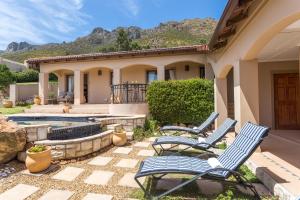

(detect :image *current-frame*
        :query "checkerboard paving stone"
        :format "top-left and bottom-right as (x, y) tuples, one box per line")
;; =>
(88, 156), (113, 166)
(52, 167), (84, 181)
(156, 178), (183, 191)
(148, 137), (158, 142)
(0, 184), (39, 200)
(113, 147), (133, 155)
(82, 193), (113, 200)
(38, 189), (74, 200)
(134, 142), (150, 148)
(115, 158), (139, 168)
(137, 149), (156, 157)
(84, 170), (114, 185)
(118, 172), (146, 188)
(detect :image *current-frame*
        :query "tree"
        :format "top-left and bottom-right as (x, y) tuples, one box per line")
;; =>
(0, 64), (14, 92)
(116, 28), (132, 51)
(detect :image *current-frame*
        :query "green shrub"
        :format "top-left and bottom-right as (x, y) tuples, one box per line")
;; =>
(13, 69), (38, 83)
(13, 69), (58, 83)
(0, 64), (14, 91)
(146, 78), (214, 125)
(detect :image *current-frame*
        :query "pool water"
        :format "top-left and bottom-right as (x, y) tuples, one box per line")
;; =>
(8, 116), (97, 129)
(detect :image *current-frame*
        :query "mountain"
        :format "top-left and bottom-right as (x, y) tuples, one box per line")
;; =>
(0, 18), (217, 63)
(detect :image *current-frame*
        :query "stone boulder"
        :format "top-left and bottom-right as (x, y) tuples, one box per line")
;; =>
(0, 116), (26, 163)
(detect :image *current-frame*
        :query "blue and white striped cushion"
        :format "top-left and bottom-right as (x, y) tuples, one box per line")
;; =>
(155, 136), (210, 148)
(155, 118), (236, 149)
(217, 122), (269, 177)
(205, 118), (236, 145)
(196, 112), (219, 131)
(140, 156), (213, 174)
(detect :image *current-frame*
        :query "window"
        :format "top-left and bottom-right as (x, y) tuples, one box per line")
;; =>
(199, 66), (205, 79)
(165, 69), (176, 80)
(146, 71), (157, 84)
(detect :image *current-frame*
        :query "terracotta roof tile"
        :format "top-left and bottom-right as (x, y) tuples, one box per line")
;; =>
(26, 45), (209, 64)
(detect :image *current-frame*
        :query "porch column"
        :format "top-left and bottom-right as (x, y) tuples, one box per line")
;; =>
(39, 72), (49, 105)
(234, 60), (260, 131)
(157, 65), (165, 81)
(205, 63), (215, 80)
(214, 77), (228, 128)
(74, 70), (84, 105)
(113, 68), (121, 85)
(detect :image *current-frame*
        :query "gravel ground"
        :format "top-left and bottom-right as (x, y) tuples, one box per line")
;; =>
(0, 141), (149, 200)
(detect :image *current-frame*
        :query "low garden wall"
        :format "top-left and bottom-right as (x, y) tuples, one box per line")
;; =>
(17, 115), (146, 161)
(9, 82), (58, 105)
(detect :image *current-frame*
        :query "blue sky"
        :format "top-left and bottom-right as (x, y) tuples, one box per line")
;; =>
(0, 0), (227, 50)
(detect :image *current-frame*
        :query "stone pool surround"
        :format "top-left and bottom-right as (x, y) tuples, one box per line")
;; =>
(19, 115), (146, 160)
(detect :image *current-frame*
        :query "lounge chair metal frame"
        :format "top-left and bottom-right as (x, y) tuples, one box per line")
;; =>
(159, 112), (219, 137)
(135, 122), (270, 200)
(153, 118), (237, 156)
(135, 167), (260, 200)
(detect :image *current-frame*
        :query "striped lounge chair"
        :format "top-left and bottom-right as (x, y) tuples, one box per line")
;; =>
(160, 112), (219, 137)
(152, 118), (237, 155)
(135, 122), (270, 200)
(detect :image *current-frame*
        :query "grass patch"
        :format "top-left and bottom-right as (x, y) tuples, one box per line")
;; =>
(237, 165), (260, 183)
(130, 177), (273, 200)
(0, 105), (30, 114)
(216, 142), (227, 150)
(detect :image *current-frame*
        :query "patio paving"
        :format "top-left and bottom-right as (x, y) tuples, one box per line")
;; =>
(82, 193), (113, 200)
(52, 166), (84, 181)
(38, 189), (74, 200)
(0, 138), (272, 199)
(0, 184), (39, 200)
(84, 170), (114, 185)
(115, 159), (139, 168)
(87, 156), (113, 166)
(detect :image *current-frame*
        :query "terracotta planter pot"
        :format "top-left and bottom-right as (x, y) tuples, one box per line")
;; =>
(34, 97), (41, 105)
(2, 100), (13, 108)
(25, 146), (51, 173)
(63, 104), (72, 113)
(113, 132), (127, 146)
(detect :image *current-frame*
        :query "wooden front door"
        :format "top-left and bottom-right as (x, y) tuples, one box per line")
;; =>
(274, 73), (300, 129)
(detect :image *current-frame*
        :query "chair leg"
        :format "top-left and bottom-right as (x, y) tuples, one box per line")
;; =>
(233, 172), (261, 200)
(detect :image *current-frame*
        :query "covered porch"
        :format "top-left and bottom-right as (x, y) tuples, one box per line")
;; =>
(36, 51), (212, 106)
(210, 1), (300, 198)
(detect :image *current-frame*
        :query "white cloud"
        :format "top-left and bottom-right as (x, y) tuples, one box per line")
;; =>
(0, 0), (88, 50)
(120, 0), (140, 17)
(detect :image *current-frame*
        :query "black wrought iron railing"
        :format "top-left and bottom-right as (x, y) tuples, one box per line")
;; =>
(111, 83), (148, 104)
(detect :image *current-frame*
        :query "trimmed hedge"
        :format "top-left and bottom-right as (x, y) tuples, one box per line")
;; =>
(13, 69), (58, 83)
(146, 78), (214, 125)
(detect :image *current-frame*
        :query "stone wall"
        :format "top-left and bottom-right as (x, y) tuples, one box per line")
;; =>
(98, 116), (145, 132)
(35, 130), (114, 160)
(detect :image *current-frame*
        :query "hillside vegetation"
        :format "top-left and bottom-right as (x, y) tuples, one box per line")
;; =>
(1, 18), (217, 63)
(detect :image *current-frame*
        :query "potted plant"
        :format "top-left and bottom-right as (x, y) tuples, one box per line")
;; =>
(113, 130), (127, 146)
(26, 145), (51, 173)
(63, 102), (72, 113)
(33, 95), (41, 105)
(2, 98), (13, 108)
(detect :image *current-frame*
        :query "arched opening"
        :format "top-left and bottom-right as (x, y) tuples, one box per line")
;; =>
(50, 69), (74, 104)
(82, 67), (113, 104)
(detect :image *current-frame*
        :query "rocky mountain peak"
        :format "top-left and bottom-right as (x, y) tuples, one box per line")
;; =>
(6, 42), (33, 52)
